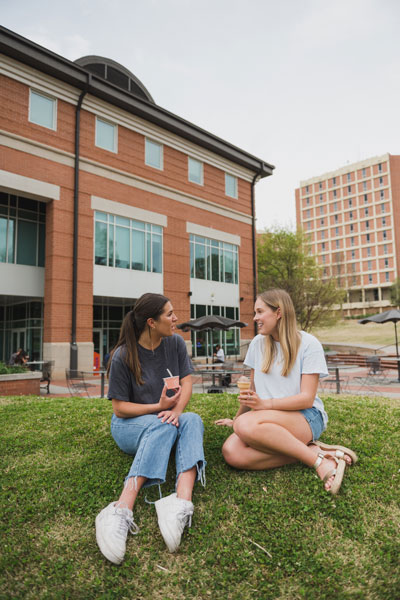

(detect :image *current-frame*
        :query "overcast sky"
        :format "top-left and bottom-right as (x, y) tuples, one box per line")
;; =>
(2, 0), (400, 230)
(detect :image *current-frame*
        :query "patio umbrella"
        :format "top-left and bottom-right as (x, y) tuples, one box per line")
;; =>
(177, 315), (248, 362)
(177, 315), (248, 332)
(358, 309), (400, 381)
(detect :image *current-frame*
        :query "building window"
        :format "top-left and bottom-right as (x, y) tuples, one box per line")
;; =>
(145, 138), (163, 170)
(379, 177), (383, 186)
(334, 214), (339, 223)
(348, 198), (353, 207)
(364, 207), (369, 216)
(307, 221), (311, 230)
(380, 190), (385, 200)
(188, 157), (203, 185)
(362, 167), (366, 177)
(94, 211), (163, 273)
(190, 234), (238, 283)
(321, 230), (325, 240)
(333, 201), (338, 211)
(305, 185), (309, 193)
(363, 194), (368, 203)
(367, 260), (372, 270)
(95, 117), (117, 153)
(29, 89), (56, 130)
(347, 173), (351, 182)
(384, 258), (389, 268)
(349, 211), (353, 220)
(351, 250), (355, 259)
(350, 224), (354, 232)
(368, 274), (373, 284)
(335, 240), (340, 249)
(320, 206), (324, 215)
(320, 218), (324, 226)
(382, 217), (386, 227)
(351, 237), (355, 246)
(378, 163), (382, 172)
(190, 303), (240, 357)
(319, 182), (323, 190)
(351, 263), (356, 272)
(383, 230), (387, 240)
(322, 254), (326, 264)
(321, 242), (325, 250)
(306, 209), (311, 218)
(363, 181), (367, 191)
(366, 233), (370, 242)
(383, 244), (388, 254)
(365, 220), (370, 230)
(225, 173), (238, 198)
(367, 247), (371, 257)
(306, 197), (310, 205)
(333, 189), (337, 198)
(348, 185), (352, 193)
(381, 203), (385, 213)
(0, 193), (45, 267)
(385, 272), (390, 282)
(332, 176), (336, 185)
(335, 227), (339, 236)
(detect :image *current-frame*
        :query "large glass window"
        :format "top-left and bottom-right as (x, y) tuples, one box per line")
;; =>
(145, 138), (163, 170)
(29, 89), (56, 130)
(94, 211), (163, 273)
(190, 234), (238, 284)
(95, 117), (117, 152)
(0, 193), (45, 267)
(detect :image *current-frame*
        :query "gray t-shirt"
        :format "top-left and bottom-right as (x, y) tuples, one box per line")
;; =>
(107, 334), (193, 412)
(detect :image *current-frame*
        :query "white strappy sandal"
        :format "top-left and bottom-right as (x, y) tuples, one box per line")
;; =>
(313, 452), (346, 495)
(314, 441), (358, 465)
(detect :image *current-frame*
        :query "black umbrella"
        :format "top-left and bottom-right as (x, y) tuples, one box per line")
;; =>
(359, 309), (400, 381)
(177, 315), (248, 332)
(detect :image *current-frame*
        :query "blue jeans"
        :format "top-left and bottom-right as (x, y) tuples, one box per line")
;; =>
(111, 412), (206, 489)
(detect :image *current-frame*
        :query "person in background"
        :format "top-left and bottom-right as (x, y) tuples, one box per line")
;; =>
(213, 344), (225, 364)
(216, 288), (357, 495)
(9, 348), (22, 365)
(95, 293), (206, 565)
(14, 350), (29, 366)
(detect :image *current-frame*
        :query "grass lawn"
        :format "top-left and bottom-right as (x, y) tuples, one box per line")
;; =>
(1, 393), (399, 600)
(312, 319), (396, 349)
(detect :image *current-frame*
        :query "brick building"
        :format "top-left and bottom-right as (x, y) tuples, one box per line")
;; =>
(0, 26), (274, 376)
(295, 154), (400, 315)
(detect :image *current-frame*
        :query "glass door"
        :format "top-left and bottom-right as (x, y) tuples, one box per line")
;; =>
(11, 329), (26, 355)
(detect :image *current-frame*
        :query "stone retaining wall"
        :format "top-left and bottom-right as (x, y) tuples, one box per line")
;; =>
(0, 372), (42, 396)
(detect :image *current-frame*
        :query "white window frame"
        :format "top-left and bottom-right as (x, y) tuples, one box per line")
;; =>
(29, 89), (57, 130)
(145, 138), (163, 170)
(225, 173), (238, 199)
(95, 117), (118, 153)
(188, 157), (204, 185)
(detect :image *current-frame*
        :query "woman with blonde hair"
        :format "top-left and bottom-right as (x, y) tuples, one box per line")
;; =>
(216, 289), (357, 494)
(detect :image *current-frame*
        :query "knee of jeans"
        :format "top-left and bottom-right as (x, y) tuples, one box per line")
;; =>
(180, 412), (203, 430)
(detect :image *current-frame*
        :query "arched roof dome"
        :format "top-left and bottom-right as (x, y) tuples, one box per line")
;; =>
(74, 55), (154, 103)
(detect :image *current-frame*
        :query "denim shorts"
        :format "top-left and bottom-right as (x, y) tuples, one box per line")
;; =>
(300, 407), (325, 442)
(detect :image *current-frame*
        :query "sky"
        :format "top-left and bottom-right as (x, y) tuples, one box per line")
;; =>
(2, 0), (400, 230)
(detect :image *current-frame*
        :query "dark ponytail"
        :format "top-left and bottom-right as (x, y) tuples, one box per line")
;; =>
(107, 293), (169, 384)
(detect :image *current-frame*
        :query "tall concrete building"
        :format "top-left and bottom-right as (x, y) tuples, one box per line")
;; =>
(295, 154), (400, 315)
(0, 26), (274, 375)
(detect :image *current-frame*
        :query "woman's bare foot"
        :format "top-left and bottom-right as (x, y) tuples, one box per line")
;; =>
(315, 456), (339, 491)
(309, 443), (353, 466)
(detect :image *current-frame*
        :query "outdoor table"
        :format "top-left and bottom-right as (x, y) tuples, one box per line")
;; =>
(194, 368), (243, 389)
(327, 364), (353, 394)
(26, 360), (45, 370)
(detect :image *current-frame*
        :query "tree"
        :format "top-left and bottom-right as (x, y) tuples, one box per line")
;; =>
(390, 278), (400, 307)
(257, 227), (345, 331)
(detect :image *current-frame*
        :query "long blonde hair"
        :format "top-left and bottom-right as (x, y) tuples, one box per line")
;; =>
(258, 289), (301, 377)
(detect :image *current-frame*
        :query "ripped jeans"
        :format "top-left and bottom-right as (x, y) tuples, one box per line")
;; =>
(111, 412), (206, 489)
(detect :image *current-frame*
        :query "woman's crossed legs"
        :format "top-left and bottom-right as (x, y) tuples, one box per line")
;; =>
(222, 409), (342, 491)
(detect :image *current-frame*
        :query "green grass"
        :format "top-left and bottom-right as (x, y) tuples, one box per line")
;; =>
(1, 394), (399, 600)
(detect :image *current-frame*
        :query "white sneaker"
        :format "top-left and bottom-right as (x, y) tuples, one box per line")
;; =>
(155, 493), (194, 553)
(95, 502), (139, 564)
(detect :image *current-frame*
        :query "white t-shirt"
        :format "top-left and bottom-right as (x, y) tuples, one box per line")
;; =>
(216, 348), (225, 362)
(244, 331), (329, 428)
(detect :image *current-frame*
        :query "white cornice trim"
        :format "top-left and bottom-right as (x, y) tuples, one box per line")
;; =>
(91, 196), (167, 227)
(186, 222), (241, 245)
(0, 168), (60, 200)
(1, 54), (254, 181)
(299, 154), (390, 187)
(0, 129), (252, 224)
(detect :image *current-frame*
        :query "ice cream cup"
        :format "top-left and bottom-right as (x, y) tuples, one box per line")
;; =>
(163, 375), (180, 390)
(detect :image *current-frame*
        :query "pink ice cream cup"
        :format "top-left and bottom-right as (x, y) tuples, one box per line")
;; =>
(163, 375), (180, 390)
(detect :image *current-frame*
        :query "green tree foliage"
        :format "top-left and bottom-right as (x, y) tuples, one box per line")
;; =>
(257, 227), (345, 331)
(390, 278), (400, 306)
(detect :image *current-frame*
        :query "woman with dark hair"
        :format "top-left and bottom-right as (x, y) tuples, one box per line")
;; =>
(95, 293), (206, 565)
(216, 289), (357, 495)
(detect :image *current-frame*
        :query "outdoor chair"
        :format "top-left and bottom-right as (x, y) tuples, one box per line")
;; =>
(65, 369), (97, 398)
(353, 356), (388, 394)
(40, 360), (54, 394)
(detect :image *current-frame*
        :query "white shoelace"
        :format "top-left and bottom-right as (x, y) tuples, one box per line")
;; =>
(177, 505), (194, 529)
(114, 506), (140, 536)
